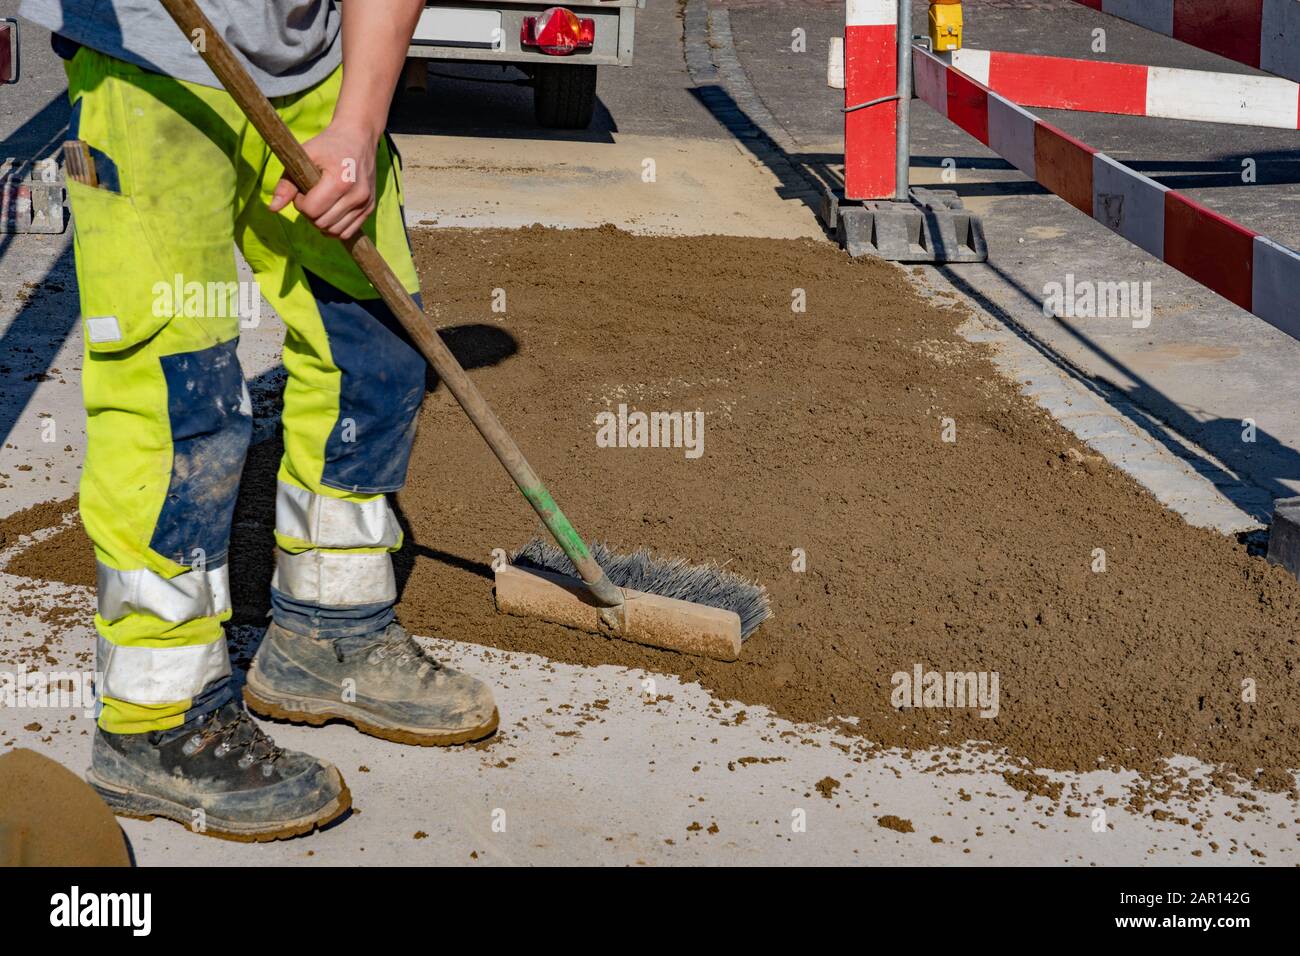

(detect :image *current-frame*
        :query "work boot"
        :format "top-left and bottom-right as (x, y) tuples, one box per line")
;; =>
(85, 701), (350, 842)
(244, 622), (499, 746)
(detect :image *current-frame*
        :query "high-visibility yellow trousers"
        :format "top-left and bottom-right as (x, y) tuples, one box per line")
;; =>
(65, 46), (424, 735)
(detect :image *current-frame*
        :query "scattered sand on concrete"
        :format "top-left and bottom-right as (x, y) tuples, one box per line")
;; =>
(0, 496), (77, 553)
(6, 225), (1300, 796)
(815, 776), (841, 800)
(878, 815), (915, 834)
(1004, 770), (1065, 802)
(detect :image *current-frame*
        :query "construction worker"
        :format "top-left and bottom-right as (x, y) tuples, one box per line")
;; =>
(18, 0), (499, 841)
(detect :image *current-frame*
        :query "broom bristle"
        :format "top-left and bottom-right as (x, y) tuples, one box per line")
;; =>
(511, 538), (771, 640)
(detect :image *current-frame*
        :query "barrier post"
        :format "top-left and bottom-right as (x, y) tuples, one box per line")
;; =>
(894, 0), (913, 202)
(844, 1), (900, 200)
(836, 0), (986, 261)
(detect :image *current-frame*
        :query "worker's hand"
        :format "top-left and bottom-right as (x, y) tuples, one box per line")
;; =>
(268, 120), (379, 240)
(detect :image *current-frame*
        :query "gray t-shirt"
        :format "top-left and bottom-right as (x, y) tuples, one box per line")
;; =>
(19, 0), (341, 96)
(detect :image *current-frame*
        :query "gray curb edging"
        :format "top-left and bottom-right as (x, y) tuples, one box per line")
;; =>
(682, 0), (826, 206)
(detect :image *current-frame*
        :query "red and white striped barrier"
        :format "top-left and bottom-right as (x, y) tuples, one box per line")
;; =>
(949, 48), (1300, 129)
(913, 45), (1300, 340)
(1070, 0), (1300, 83)
(844, 0), (898, 200)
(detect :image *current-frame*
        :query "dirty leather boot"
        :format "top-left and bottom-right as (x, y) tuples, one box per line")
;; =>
(244, 622), (499, 746)
(85, 701), (350, 842)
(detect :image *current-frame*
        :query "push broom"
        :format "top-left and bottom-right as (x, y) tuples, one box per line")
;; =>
(157, 0), (769, 660)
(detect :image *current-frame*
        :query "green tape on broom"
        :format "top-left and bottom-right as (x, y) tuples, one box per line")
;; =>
(520, 485), (593, 564)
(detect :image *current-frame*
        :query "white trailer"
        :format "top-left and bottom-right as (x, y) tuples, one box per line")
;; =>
(403, 1), (644, 129)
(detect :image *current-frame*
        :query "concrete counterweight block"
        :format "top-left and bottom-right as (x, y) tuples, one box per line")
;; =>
(1266, 496), (1300, 580)
(833, 188), (987, 263)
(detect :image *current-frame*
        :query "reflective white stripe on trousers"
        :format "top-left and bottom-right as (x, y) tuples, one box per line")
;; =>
(96, 561), (231, 622)
(275, 480), (401, 549)
(272, 549), (397, 606)
(273, 481), (399, 607)
(96, 634), (231, 704)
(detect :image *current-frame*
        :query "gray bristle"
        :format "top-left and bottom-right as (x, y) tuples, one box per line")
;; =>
(511, 538), (772, 640)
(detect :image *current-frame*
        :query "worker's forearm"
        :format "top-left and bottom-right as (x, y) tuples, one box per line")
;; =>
(332, 0), (427, 141)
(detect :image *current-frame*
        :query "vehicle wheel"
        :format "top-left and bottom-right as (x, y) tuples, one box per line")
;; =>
(533, 64), (597, 129)
(399, 57), (427, 95)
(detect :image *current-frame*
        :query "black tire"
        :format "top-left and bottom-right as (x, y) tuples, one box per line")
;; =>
(533, 63), (597, 129)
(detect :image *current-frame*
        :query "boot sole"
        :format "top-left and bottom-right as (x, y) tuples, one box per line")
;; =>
(243, 680), (500, 747)
(85, 767), (352, 843)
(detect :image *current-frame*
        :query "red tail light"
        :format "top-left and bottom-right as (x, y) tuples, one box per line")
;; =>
(520, 7), (595, 56)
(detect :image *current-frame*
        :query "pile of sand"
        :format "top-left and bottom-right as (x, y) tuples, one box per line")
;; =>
(6, 225), (1298, 793)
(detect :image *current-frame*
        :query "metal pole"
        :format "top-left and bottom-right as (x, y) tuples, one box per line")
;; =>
(894, 0), (912, 202)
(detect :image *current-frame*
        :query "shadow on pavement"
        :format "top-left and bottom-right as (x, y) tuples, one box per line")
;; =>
(938, 258), (1298, 524)
(688, 82), (831, 231)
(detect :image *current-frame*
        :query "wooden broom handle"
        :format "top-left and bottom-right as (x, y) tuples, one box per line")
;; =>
(156, 0), (624, 608)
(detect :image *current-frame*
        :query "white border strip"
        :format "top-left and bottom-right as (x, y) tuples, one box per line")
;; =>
(1146, 66), (1299, 128)
(846, 0), (897, 28)
(949, 48), (991, 87)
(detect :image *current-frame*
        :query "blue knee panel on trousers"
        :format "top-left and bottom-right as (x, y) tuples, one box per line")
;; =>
(305, 270), (425, 494)
(151, 339), (252, 566)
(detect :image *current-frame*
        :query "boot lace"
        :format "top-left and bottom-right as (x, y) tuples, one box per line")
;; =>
(191, 707), (285, 774)
(334, 624), (443, 678)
